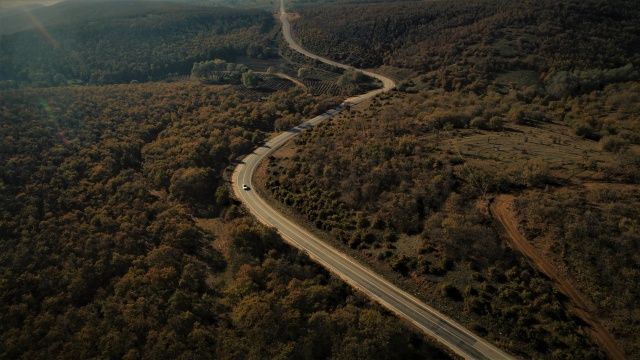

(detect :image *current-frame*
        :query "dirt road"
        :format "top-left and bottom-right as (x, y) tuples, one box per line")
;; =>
(489, 195), (627, 360)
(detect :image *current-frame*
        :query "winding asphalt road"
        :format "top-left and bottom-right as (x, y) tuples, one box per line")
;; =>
(232, 1), (514, 359)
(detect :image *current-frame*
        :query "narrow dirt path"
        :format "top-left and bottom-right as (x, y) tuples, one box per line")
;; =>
(273, 72), (306, 88)
(489, 195), (628, 360)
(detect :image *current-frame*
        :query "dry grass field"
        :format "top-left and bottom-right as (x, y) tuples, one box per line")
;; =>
(439, 123), (612, 181)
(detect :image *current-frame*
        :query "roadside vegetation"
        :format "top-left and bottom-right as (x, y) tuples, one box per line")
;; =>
(261, 0), (640, 358)
(0, 1), (458, 357)
(263, 90), (618, 358)
(0, 82), (454, 359)
(2, 0), (639, 358)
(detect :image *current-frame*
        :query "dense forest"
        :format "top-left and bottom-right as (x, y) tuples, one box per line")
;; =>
(0, 82), (454, 359)
(0, 1), (277, 88)
(3, 0), (639, 358)
(0, 3), (450, 355)
(290, 0), (640, 74)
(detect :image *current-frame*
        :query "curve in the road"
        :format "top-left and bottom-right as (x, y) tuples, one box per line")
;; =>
(232, 1), (514, 359)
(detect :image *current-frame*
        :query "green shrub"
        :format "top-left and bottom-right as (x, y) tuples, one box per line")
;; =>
(441, 283), (463, 301)
(600, 135), (628, 153)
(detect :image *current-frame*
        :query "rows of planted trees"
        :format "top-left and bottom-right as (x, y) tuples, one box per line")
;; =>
(0, 82), (455, 359)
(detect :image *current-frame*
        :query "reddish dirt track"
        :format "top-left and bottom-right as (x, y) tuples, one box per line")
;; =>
(489, 195), (628, 360)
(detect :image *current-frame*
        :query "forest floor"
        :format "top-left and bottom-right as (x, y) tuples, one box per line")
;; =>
(489, 195), (628, 360)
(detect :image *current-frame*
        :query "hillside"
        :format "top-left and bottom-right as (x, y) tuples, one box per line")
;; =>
(2, 0), (639, 358)
(290, 0), (640, 72)
(259, 0), (640, 358)
(0, 1), (277, 87)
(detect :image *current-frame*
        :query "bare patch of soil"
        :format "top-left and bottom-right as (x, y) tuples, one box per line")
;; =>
(286, 12), (301, 21)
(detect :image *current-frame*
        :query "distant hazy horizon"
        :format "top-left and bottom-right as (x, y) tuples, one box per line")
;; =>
(0, 0), (65, 9)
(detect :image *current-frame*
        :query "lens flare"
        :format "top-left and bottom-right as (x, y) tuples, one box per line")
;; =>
(24, 9), (59, 49)
(39, 97), (73, 151)
(39, 97), (57, 124)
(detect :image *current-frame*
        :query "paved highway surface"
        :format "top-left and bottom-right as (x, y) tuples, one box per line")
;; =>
(232, 1), (514, 359)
